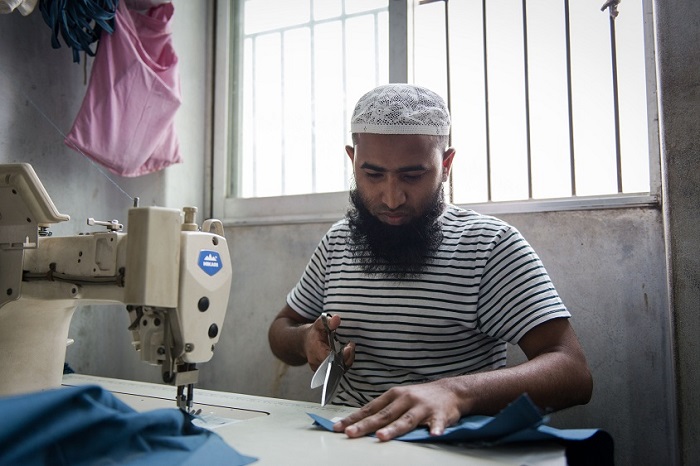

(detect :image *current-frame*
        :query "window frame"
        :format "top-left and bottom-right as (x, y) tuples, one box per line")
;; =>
(212, 0), (660, 226)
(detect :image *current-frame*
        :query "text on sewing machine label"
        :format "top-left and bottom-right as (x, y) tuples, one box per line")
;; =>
(198, 250), (223, 276)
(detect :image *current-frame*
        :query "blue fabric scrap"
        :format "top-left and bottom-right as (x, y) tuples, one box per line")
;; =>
(0, 384), (257, 466)
(308, 393), (610, 447)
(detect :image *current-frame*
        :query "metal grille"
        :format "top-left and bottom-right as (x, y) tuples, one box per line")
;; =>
(422, 0), (651, 203)
(231, 0), (652, 204)
(233, 0), (389, 199)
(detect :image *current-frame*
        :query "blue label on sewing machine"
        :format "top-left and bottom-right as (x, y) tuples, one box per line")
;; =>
(198, 250), (222, 276)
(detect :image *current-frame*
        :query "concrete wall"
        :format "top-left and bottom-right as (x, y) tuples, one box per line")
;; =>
(655, 1), (700, 465)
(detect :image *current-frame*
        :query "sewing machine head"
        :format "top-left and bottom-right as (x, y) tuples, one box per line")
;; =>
(0, 164), (232, 411)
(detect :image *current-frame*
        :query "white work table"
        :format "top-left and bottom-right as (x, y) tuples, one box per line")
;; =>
(62, 374), (566, 466)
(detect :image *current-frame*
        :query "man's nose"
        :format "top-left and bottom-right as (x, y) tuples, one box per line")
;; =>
(382, 178), (406, 210)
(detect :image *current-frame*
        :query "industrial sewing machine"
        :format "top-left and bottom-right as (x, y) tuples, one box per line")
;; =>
(0, 163), (232, 411)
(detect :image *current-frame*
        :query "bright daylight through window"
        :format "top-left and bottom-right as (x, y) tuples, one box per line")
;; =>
(224, 0), (654, 216)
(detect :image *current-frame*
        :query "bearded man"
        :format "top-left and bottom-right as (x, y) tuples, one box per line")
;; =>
(268, 84), (592, 441)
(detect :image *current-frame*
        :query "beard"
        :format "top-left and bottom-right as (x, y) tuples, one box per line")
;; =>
(346, 184), (445, 279)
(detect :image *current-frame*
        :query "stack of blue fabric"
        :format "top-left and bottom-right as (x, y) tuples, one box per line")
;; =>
(0, 384), (257, 466)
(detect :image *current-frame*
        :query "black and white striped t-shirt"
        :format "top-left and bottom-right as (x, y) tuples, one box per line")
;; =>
(287, 205), (570, 407)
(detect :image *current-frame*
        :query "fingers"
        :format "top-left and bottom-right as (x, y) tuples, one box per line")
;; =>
(332, 400), (388, 435)
(327, 313), (342, 331)
(373, 410), (423, 441)
(305, 317), (330, 369)
(333, 391), (411, 439)
(336, 403), (422, 441)
(309, 313), (354, 370)
(332, 384), (461, 441)
(337, 405), (450, 441)
(342, 342), (355, 368)
(428, 419), (447, 437)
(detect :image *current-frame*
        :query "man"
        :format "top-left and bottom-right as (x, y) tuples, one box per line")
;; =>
(268, 83), (592, 441)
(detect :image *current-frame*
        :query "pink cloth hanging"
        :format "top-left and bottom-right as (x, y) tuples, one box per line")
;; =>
(65, 1), (181, 177)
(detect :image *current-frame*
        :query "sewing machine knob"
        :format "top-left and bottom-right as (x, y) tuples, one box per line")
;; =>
(198, 297), (209, 312)
(182, 207), (198, 231)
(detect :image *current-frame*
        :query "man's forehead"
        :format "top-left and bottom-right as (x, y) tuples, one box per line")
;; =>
(353, 133), (442, 163)
(354, 132), (439, 148)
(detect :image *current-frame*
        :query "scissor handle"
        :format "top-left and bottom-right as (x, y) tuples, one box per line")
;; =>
(321, 312), (338, 354)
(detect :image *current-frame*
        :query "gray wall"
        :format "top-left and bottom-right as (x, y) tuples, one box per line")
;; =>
(2, 1), (698, 465)
(655, 1), (700, 465)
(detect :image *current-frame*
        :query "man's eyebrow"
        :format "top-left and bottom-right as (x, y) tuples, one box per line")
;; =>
(360, 162), (427, 173)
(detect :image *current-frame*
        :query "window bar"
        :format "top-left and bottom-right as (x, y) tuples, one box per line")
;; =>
(522, 0), (533, 199)
(444, 1), (453, 202)
(563, 0), (576, 196)
(251, 37), (259, 197)
(374, 10), (381, 88)
(309, 18), (317, 193)
(608, 13), (623, 193)
(422, 0), (454, 200)
(372, 10), (382, 192)
(418, 1), (452, 198)
(279, 32), (286, 195)
(482, 0), (492, 201)
(341, 5), (349, 189)
(443, 0), (452, 144)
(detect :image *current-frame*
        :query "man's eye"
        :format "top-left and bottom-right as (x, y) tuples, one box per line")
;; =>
(402, 174), (422, 181)
(365, 172), (383, 179)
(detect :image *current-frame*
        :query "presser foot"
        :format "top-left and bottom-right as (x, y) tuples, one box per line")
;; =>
(177, 383), (202, 415)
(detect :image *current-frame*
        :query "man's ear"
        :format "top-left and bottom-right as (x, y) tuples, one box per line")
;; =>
(345, 145), (355, 163)
(442, 147), (456, 181)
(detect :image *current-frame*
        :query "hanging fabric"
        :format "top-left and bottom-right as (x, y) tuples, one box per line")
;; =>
(38, 0), (118, 63)
(64, 0), (182, 177)
(0, 0), (38, 16)
(123, 0), (169, 11)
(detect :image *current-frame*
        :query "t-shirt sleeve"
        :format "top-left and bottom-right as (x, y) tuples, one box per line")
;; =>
(476, 225), (570, 344)
(286, 231), (331, 321)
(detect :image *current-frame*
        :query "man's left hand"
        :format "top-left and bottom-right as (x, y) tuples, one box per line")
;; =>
(332, 379), (463, 441)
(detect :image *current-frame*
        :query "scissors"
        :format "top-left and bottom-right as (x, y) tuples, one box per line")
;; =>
(310, 313), (346, 406)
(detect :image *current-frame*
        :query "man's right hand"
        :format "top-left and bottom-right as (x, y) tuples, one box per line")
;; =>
(305, 313), (355, 371)
(268, 305), (355, 369)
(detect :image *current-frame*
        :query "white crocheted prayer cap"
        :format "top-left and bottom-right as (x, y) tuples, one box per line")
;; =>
(350, 83), (450, 136)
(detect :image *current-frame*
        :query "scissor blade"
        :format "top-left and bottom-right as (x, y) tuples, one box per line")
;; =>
(311, 353), (333, 389)
(321, 361), (344, 406)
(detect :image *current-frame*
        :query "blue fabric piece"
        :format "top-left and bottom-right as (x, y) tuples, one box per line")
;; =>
(496, 424), (603, 445)
(309, 393), (608, 446)
(0, 384), (257, 466)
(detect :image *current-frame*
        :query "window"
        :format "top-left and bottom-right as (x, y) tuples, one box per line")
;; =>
(234, 0), (388, 199)
(212, 0), (658, 223)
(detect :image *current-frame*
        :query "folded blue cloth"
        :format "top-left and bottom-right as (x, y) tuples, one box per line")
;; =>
(0, 384), (257, 466)
(309, 393), (611, 447)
